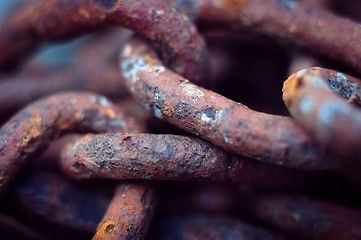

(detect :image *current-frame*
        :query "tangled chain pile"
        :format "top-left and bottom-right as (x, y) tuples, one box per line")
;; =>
(0, 0), (361, 239)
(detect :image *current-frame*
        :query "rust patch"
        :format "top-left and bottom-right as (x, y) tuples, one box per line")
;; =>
(0, 92), (142, 196)
(221, 0), (245, 12)
(61, 133), (330, 188)
(120, 37), (326, 170)
(283, 67), (361, 160)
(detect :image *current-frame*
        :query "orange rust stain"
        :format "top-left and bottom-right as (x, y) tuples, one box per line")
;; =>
(56, 118), (71, 131)
(78, 8), (90, 18)
(121, 133), (135, 142)
(144, 54), (159, 67)
(93, 186), (147, 239)
(282, 73), (301, 106)
(102, 108), (116, 119)
(162, 104), (174, 118)
(221, 0), (245, 13)
(104, 223), (115, 233)
(94, 220), (116, 239)
(18, 114), (43, 146)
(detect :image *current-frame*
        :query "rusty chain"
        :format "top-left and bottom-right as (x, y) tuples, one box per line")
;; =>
(1, 0), (361, 239)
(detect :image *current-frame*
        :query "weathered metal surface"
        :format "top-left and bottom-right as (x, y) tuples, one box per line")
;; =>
(283, 67), (361, 159)
(61, 133), (330, 188)
(171, 0), (361, 76)
(0, 0), (208, 83)
(0, 92), (141, 196)
(0, 1), (361, 239)
(120, 37), (330, 170)
(93, 183), (157, 240)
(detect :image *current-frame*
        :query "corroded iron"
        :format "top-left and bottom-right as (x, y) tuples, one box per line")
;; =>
(93, 183), (157, 240)
(120, 37), (329, 170)
(0, 0), (208, 83)
(61, 133), (331, 188)
(283, 67), (361, 159)
(1, 1), (361, 239)
(0, 92), (141, 196)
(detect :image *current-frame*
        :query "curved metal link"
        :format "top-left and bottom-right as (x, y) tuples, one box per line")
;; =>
(120, 37), (330, 170)
(61, 133), (330, 188)
(0, 92), (141, 195)
(283, 67), (361, 159)
(0, 0), (208, 83)
(1, 1), (361, 239)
